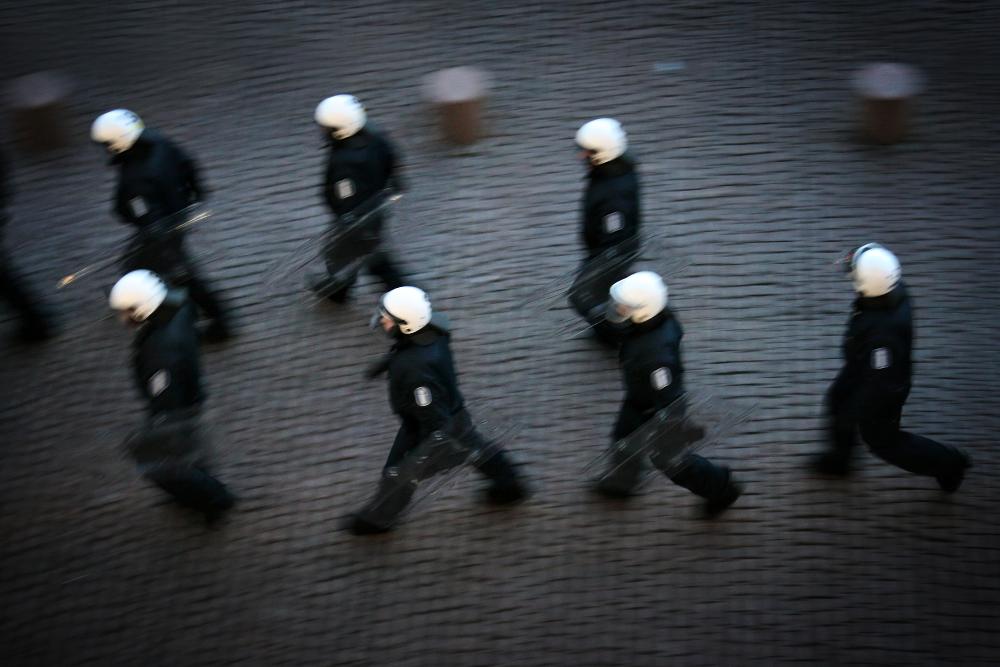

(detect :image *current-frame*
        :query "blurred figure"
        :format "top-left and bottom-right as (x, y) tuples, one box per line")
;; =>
(91, 109), (233, 342)
(345, 286), (528, 535)
(110, 270), (235, 523)
(593, 271), (742, 517)
(810, 243), (972, 491)
(571, 117), (641, 346)
(310, 94), (407, 302)
(0, 148), (53, 343)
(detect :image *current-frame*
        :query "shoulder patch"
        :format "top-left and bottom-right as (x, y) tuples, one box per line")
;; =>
(148, 370), (170, 397)
(651, 367), (672, 391)
(335, 178), (356, 200)
(871, 347), (891, 370)
(414, 386), (432, 407)
(129, 196), (148, 218)
(603, 211), (624, 234)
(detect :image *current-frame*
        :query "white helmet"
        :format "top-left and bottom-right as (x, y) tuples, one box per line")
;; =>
(380, 286), (432, 334)
(91, 109), (145, 154)
(109, 270), (167, 322)
(607, 271), (668, 324)
(850, 243), (901, 297)
(575, 118), (627, 165)
(314, 94), (367, 140)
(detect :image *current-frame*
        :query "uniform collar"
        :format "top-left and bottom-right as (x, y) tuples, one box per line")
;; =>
(133, 291), (186, 346)
(855, 283), (907, 311)
(391, 318), (449, 350)
(330, 129), (371, 150)
(113, 130), (154, 165)
(588, 155), (635, 181)
(626, 309), (671, 336)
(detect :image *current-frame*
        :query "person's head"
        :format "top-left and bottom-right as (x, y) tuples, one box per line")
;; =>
(845, 243), (901, 297)
(91, 109), (144, 156)
(606, 270), (668, 324)
(108, 269), (167, 326)
(314, 94), (366, 141)
(374, 286), (432, 337)
(575, 118), (627, 166)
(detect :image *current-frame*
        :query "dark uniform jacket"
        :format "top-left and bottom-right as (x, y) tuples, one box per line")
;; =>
(323, 128), (402, 220)
(837, 284), (913, 405)
(132, 294), (203, 416)
(619, 309), (685, 416)
(580, 155), (640, 257)
(113, 130), (203, 230)
(0, 149), (10, 232)
(386, 318), (463, 442)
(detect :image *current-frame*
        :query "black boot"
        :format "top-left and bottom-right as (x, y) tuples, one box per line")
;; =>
(341, 513), (393, 535)
(704, 469), (743, 518)
(483, 479), (530, 505)
(937, 450), (972, 493)
(344, 471), (415, 535)
(809, 451), (851, 477)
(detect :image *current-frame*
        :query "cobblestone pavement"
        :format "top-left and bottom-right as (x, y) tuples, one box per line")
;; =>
(1, 1), (999, 665)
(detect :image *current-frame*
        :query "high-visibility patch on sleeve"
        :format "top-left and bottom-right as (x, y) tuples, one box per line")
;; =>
(871, 347), (891, 370)
(414, 386), (432, 407)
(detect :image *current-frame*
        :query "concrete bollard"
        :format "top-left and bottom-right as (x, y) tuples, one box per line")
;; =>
(6, 71), (73, 151)
(852, 63), (922, 145)
(423, 67), (490, 145)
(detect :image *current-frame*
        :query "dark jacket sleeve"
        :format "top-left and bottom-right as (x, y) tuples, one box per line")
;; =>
(0, 151), (10, 230)
(382, 134), (405, 193)
(0, 150), (10, 211)
(390, 367), (452, 440)
(582, 184), (639, 251)
(322, 156), (339, 212)
(623, 356), (683, 413)
(837, 321), (907, 419)
(173, 142), (204, 202)
(114, 182), (147, 226)
(136, 343), (199, 414)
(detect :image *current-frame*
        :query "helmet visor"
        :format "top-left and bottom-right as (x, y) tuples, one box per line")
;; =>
(372, 296), (406, 332)
(369, 307), (384, 330)
(837, 243), (882, 274)
(835, 247), (855, 273)
(605, 299), (633, 324)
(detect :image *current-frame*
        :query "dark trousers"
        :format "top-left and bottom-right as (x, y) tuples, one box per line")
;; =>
(317, 212), (405, 301)
(0, 255), (50, 336)
(128, 409), (234, 515)
(357, 409), (522, 526)
(122, 233), (229, 326)
(322, 249), (405, 300)
(384, 410), (520, 487)
(824, 370), (965, 477)
(600, 399), (731, 500)
(322, 214), (405, 301)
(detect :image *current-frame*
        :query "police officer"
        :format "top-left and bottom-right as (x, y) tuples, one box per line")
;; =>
(810, 243), (972, 491)
(109, 270), (235, 522)
(571, 118), (641, 345)
(594, 271), (742, 517)
(91, 109), (232, 342)
(345, 286), (528, 535)
(310, 94), (407, 302)
(0, 148), (53, 343)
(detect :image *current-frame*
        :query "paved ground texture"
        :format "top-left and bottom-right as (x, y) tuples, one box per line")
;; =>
(1, 1), (999, 665)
